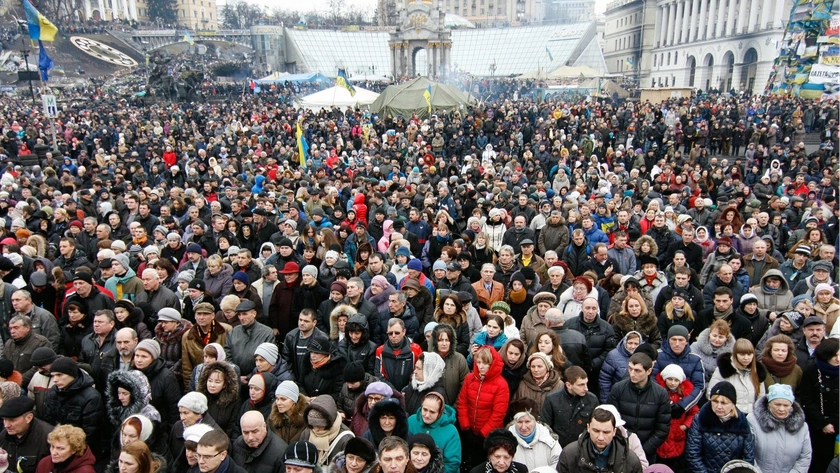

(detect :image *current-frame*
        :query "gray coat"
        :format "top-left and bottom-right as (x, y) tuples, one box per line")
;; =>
(18, 307), (60, 352)
(747, 396), (811, 473)
(224, 321), (275, 375)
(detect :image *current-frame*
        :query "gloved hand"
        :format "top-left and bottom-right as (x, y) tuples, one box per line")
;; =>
(671, 404), (685, 418)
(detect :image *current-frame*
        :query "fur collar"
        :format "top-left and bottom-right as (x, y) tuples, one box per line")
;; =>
(612, 311), (658, 335)
(696, 403), (751, 434)
(197, 361), (240, 407)
(752, 395), (806, 434)
(716, 353), (767, 380)
(693, 328), (735, 356)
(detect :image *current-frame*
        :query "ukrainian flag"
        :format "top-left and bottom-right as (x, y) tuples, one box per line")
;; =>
(424, 85), (432, 113)
(184, 31), (194, 45)
(336, 69), (356, 97)
(625, 58), (635, 68)
(23, 0), (58, 42)
(545, 47), (553, 62)
(296, 121), (309, 168)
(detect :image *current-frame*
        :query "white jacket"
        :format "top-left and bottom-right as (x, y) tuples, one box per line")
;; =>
(509, 422), (562, 470)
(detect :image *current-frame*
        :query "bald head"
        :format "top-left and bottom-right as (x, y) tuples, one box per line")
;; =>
(240, 411), (267, 448)
(545, 308), (565, 327)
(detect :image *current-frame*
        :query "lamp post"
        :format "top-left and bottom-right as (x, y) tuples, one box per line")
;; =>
(15, 20), (36, 106)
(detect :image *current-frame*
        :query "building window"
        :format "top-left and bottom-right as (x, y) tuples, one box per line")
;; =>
(654, 55), (657, 66)
(667, 52), (670, 65)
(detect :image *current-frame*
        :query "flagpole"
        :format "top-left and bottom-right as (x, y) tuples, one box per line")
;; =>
(37, 43), (57, 152)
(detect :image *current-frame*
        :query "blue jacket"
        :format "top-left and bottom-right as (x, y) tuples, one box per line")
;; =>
(652, 338), (705, 410)
(685, 403), (755, 473)
(598, 331), (641, 403)
(407, 404), (461, 473)
(584, 226), (609, 250)
(467, 331), (508, 368)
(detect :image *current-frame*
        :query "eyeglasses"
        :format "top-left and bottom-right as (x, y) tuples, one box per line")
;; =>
(387, 331), (402, 336)
(194, 451), (223, 462)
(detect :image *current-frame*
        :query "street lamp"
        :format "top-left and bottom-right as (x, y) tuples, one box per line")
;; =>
(15, 19), (36, 106)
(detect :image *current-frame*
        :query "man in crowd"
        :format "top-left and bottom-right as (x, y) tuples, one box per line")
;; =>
(374, 318), (422, 391)
(541, 366), (599, 448)
(0, 396), (52, 473)
(231, 411), (286, 473)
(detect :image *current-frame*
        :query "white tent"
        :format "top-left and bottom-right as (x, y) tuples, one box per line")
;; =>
(296, 85), (380, 110)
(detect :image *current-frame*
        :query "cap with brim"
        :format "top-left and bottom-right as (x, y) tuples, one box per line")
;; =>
(235, 300), (257, 312)
(194, 302), (215, 314)
(0, 396), (34, 418)
(30, 272), (47, 287)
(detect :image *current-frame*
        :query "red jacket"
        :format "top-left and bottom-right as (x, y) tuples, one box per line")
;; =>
(36, 446), (96, 473)
(655, 374), (698, 459)
(352, 193), (368, 225)
(456, 346), (509, 437)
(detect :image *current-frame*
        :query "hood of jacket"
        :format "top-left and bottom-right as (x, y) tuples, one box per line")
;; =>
(758, 268), (790, 294)
(618, 331), (643, 356)
(198, 361), (240, 407)
(60, 369), (96, 394)
(330, 304), (358, 340)
(345, 313), (370, 345)
(304, 393), (340, 426)
(751, 394), (806, 434)
(106, 369), (154, 425)
(367, 397), (408, 442)
(470, 344), (504, 381)
(693, 328), (735, 356)
(354, 193), (366, 206)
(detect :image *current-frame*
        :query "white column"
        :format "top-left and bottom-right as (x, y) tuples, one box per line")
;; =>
(705, 0), (717, 39)
(673, 0), (684, 44)
(736, 0), (749, 33)
(656, 6), (664, 46)
(681, 0), (692, 42)
(696, 0), (707, 40)
(747, 0), (760, 31)
(659, 5), (670, 46)
(669, 1), (679, 45)
(714, 0), (726, 37)
(773, 0), (785, 27)
(726, 0), (737, 35)
(759, 0), (772, 29)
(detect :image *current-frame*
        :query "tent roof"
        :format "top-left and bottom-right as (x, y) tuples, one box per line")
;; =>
(371, 77), (473, 119)
(296, 85), (380, 110)
(258, 72), (289, 81)
(256, 72), (330, 84)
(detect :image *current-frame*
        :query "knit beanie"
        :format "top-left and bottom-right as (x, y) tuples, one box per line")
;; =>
(275, 380), (300, 402)
(660, 364), (686, 383)
(709, 381), (738, 404)
(254, 343), (279, 365)
(49, 357), (78, 377)
(491, 301), (511, 314)
(178, 392), (208, 414)
(136, 339), (161, 360)
(344, 362), (366, 383)
(232, 271), (250, 285)
(302, 265), (318, 278)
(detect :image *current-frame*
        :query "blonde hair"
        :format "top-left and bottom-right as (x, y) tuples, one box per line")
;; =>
(48, 425), (87, 456)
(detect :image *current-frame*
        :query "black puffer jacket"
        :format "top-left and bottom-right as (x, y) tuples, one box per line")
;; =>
(231, 429), (287, 473)
(237, 372), (279, 431)
(338, 313), (377, 373)
(565, 313), (618, 374)
(197, 361), (241, 438)
(606, 376), (671, 460)
(300, 351), (347, 402)
(57, 315), (92, 358)
(42, 368), (103, 442)
(105, 369), (161, 427)
(541, 387), (599, 448)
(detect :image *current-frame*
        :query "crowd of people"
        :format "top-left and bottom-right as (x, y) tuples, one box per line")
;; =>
(0, 81), (834, 473)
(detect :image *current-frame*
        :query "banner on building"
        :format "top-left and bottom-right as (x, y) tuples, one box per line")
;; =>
(809, 63), (840, 83)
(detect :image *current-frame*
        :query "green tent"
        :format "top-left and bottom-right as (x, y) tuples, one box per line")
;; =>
(371, 77), (473, 119)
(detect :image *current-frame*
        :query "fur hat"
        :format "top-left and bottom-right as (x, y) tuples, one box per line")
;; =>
(533, 292), (557, 306)
(483, 429), (517, 456)
(344, 437), (377, 464)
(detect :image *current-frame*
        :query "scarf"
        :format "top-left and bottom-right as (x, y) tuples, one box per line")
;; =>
(717, 410), (735, 423)
(573, 290), (586, 303)
(644, 273), (657, 285)
(532, 372), (549, 386)
(311, 354), (331, 370)
(132, 235), (148, 246)
(763, 355), (797, 378)
(713, 307), (734, 320)
(309, 414), (343, 465)
(817, 358), (840, 377)
(509, 287), (527, 304)
(673, 308), (685, 318)
(199, 321), (215, 346)
(516, 427), (537, 444)
(499, 259), (516, 273)
(190, 293), (205, 306)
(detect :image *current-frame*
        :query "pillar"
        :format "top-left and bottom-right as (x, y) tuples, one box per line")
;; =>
(736, 0), (748, 33)
(726, 0), (737, 35)
(696, 0), (707, 40)
(659, 5), (670, 46)
(747, 0), (760, 32)
(705, 0), (716, 39)
(773, 0), (785, 27)
(656, 6), (664, 46)
(681, 0), (692, 42)
(673, 0), (684, 44)
(759, 0), (772, 29)
(668, 1), (678, 45)
(714, 0), (726, 38)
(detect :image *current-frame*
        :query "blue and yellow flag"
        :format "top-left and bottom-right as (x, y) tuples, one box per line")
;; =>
(23, 0), (58, 42)
(336, 69), (356, 97)
(184, 31), (194, 45)
(625, 58), (635, 68)
(296, 121), (309, 168)
(545, 47), (553, 62)
(423, 85), (432, 113)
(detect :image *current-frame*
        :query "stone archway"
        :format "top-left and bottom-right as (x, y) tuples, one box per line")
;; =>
(389, 0), (451, 77)
(702, 53), (714, 91)
(413, 47), (428, 76)
(740, 48), (758, 93)
(721, 51), (735, 91)
(687, 55), (697, 88)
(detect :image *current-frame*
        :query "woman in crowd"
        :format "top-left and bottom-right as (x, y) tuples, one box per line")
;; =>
(457, 347), (509, 467)
(117, 441), (165, 473)
(747, 384), (812, 473)
(434, 294), (470, 357)
(328, 437), (377, 473)
(558, 277), (598, 321)
(169, 392), (219, 473)
(106, 370), (161, 431)
(468, 315), (509, 368)
(513, 352), (562, 414)
(708, 339), (766, 414)
(527, 331), (568, 372)
(114, 300), (153, 341)
(505, 272), (534, 327)
(610, 293), (662, 349)
(814, 282), (839, 332)
(761, 334), (803, 392)
(519, 292), (556, 346)
(36, 425), (96, 473)
(656, 289), (697, 342)
(364, 276), (396, 314)
(468, 429), (528, 473)
(685, 381), (755, 473)
(203, 255), (233, 300)
(757, 311), (805, 356)
(499, 338), (528, 399)
(407, 392), (461, 473)
(409, 434), (445, 473)
(428, 324), (469, 405)
(507, 402), (562, 470)
(690, 319), (736, 384)
(798, 338), (839, 473)
(599, 331), (642, 402)
(269, 381), (309, 444)
(238, 372), (279, 425)
(402, 352), (446, 416)
(298, 333), (346, 400)
(361, 397), (408, 449)
(300, 395), (355, 466)
(196, 361), (240, 437)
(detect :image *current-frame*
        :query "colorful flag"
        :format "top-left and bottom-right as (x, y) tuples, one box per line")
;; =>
(423, 85), (432, 113)
(336, 69), (356, 96)
(545, 47), (553, 62)
(296, 121), (309, 168)
(23, 0), (58, 42)
(184, 31), (194, 45)
(38, 41), (53, 81)
(625, 58), (635, 68)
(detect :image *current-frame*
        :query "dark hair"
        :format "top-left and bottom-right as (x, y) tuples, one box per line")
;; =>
(713, 286), (733, 298)
(628, 352), (653, 370)
(197, 429), (229, 453)
(815, 337), (839, 362)
(485, 314), (505, 330)
(564, 365), (587, 385)
(590, 408), (616, 427)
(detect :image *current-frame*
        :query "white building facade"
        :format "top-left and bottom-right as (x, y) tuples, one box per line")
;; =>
(647, 0), (791, 92)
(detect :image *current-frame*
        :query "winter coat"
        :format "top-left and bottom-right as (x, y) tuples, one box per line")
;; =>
(0, 417), (52, 473)
(268, 396), (309, 445)
(456, 347), (509, 437)
(756, 318), (804, 358)
(231, 430), (287, 473)
(224, 321), (275, 376)
(104, 268), (144, 303)
(181, 320), (231, 390)
(747, 395), (811, 473)
(57, 317), (93, 359)
(606, 289), (655, 324)
(300, 396), (355, 465)
(35, 446), (96, 473)
(429, 324), (469, 405)
(610, 310), (662, 350)
(299, 352), (347, 402)
(685, 402), (755, 473)
(374, 336), (422, 392)
(338, 313), (377, 374)
(565, 313), (618, 374)
(406, 284), (435, 328)
(294, 282), (330, 320)
(599, 331), (642, 402)
(361, 397), (407, 448)
(135, 357), (182, 434)
(42, 369), (103, 442)
(432, 307), (469, 357)
(556, 432), (643, 473)
(540, 386), (598, 448)
(401, 354), (446, 416)
(558, 286), (599, 322)
(237, 372), (279, 430)
(467, 330), (508, 368)
(654, 374), (699, 459)
(197, 362), (241, 437)
(814, 297), (840, 332)
(519, 305), (547, 346)
(5, 331), (50, 386)
(513, 368), (562, 414)
(105, 369), (160, 428)
(154, 319), (193, 380)
(652, 338), (706, 410)
(606, 376), (671, 460)
(168, 415), (221, 473)
(509, 421), (562, 470)
(561, 242), (591, 277)
(702, 273), (746, 308)
(538, 218), (569, 255)
(708, 353), (767, 414)
(632, 270), (668, 303)
(337, 374), (377, 420)
(407, 403), (461, 473)
(204, 264), (234, 300)
(380, 303), (421, 345)
(750, 269), (793, 317)
(690, 328), (736, 383)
